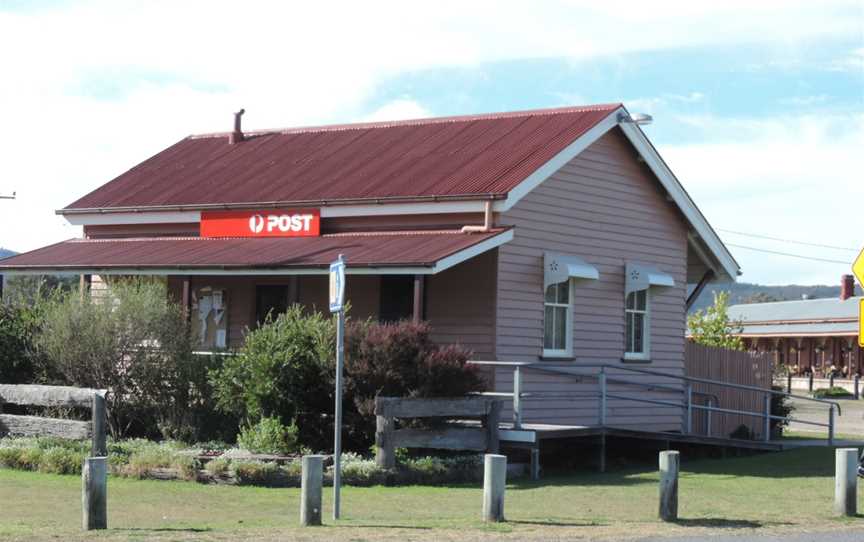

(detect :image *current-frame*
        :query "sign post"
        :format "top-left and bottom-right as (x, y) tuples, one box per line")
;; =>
(329, 254), (346, 520)
(854, 249), (864, 347)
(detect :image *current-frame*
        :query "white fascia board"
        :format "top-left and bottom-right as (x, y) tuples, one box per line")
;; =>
(496, 110), (622, 212)
(428, 229), (514, 274)
(64, 211), (201, 226)
(62, 201), (488, 227)
(617, 122), (741, 282)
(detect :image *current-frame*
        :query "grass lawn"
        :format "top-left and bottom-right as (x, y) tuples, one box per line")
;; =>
(0, 447), (861, 541)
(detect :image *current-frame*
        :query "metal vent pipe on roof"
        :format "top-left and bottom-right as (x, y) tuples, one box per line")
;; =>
(229, 109), (245, 144)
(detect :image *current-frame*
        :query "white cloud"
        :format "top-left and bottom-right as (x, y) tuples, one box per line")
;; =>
(0, 0), (860, 270)
(659, 113), (864, 285)
(359, 99), (432, 122)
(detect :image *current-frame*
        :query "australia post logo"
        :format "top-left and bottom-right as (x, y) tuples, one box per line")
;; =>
(201, 209), (320, 238)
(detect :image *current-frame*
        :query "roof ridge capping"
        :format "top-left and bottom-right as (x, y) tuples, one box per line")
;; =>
(188, 103), (623, 140)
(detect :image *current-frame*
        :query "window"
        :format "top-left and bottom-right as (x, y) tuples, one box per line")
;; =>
(543, 280), (572, 357)
(379, 276), (415, 323)
(625, 289), (649, 359)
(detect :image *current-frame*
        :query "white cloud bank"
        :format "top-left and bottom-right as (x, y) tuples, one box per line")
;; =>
(659, 113), (864, 284)
(0, 0), (860, 285)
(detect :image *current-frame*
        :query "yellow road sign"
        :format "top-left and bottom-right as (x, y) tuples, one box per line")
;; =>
(856, 248), (864, 347)
(860, 299), (864, 348)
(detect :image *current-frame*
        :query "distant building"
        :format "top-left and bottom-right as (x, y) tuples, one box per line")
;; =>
(727, 275), (861, 377)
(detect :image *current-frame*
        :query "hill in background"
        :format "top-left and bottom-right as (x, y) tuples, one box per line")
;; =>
(688, 281), (863, 314)
(0, 248), (16, 260)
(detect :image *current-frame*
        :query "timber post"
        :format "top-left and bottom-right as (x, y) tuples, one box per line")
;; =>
(834, 448), (858, 517)
(82, 456), (107, 530)
(375, 414), (395, 469)
(482, 454), (506, 522)
(658, 450), (679, 522)
(854, 374), (860, 400)
(808, 372), (814, 392)
(91, 392), (107, 457)
(786, 373), (792, 394)
(300, 455), (324, 526)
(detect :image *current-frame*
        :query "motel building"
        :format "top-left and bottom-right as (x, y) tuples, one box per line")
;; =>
(0, 104), (741, 434)
(728, 275), (863, 392)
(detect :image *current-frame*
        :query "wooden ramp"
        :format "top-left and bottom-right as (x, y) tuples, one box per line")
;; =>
(491, 422), (788, 479)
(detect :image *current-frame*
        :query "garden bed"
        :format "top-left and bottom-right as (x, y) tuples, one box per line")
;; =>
(0, 437), (483, 487)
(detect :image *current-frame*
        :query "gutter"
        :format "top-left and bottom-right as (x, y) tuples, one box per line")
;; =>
(57, 193), (508, 216)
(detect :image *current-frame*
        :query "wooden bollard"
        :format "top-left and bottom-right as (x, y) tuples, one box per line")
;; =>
(658, 450), (679, 522)
(82, 457), (107, 530)
(834, 448), (858, 517)
(854, 374), (860, 400)
(482, 454), (507, 522)
(300, 455), (324, 526)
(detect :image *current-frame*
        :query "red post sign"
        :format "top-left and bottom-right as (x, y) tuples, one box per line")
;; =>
(200, 209), (320, 238)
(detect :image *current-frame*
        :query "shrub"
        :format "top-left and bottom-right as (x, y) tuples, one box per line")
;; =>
(770, 386), (795, 435)
(35, 279), (213, 440)
(0, 300), (50, 384)
(234, 461), (281, 485)
(210, 305), (335, 450)
(812, 387), (853, 399)
(38, 446), (82, 475)
(204, 456), (232, 477)
(343, 320), (484, 448)
(237, 417), (299, 455)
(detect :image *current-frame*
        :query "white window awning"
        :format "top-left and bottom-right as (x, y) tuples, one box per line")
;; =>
(544, 252), (599, 290)
(625, 262), (674, 296)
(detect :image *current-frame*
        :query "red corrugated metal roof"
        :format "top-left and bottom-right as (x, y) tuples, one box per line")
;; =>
(64, 104), (620, 211)
(0, 229), (510, 271)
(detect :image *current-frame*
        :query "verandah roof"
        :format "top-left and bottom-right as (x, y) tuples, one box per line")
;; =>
(0, 229), (513, 276)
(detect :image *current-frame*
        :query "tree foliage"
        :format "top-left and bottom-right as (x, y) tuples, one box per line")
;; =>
(687, 291), (745, 351)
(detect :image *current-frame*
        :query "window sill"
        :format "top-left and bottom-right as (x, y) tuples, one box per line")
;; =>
(621, 356), (652, 364)
(539, 355), (576, 362)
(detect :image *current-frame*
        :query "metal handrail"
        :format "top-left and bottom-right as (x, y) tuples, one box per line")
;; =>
(471, 360), (842, 414)
(470, 359), (840, 444)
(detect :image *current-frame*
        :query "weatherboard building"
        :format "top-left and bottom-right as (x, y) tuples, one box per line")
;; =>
(0, 104), (740, 432)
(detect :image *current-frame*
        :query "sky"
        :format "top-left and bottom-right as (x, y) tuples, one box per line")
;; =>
(0, 0), (862, 285)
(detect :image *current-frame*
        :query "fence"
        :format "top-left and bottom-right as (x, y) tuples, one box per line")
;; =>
(684, 342), (773, 438)
(0, 383), (108, 530)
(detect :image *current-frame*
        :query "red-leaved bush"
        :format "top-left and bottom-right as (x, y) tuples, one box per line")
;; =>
(342, 320), (485, 447)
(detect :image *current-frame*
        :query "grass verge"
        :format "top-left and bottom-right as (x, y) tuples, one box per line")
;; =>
(0, 447), (861, 541)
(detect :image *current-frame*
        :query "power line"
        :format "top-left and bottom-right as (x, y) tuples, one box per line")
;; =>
(717, 228), (856, 252)
(725, 243), (851, 265)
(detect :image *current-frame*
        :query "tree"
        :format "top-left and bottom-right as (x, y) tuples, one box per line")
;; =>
(687, 291), (745, 351)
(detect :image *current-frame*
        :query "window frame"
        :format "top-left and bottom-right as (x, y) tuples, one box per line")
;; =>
(623, 289), (651, 361)
(543, 279), (574, 358)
